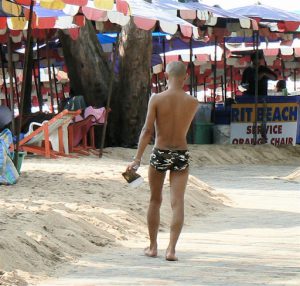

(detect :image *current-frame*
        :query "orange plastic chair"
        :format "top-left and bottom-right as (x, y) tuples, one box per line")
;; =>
(17, 110), (81, 158)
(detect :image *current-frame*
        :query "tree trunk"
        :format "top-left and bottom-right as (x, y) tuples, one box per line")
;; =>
(59, 19), (152, 147)
(58, 21), (111, 107)
(112, 19), (152, 147)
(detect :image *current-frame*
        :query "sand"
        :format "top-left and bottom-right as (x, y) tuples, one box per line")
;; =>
(1, 144), (300, 285)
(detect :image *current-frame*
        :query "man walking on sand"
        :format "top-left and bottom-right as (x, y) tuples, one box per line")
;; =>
(127, 61), (199, 261)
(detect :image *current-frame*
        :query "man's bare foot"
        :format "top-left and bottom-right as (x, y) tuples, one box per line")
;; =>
(144, 247), (157, 258)
(165, 249), (178, 261)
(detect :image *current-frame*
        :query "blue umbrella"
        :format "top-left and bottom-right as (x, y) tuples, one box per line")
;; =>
(229, 3), (300, 22)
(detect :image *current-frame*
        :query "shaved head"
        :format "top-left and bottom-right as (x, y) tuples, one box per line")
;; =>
(166, 61), (187, 78)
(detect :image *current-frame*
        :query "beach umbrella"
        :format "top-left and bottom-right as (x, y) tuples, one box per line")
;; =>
(229, 4), (300, 35)
(147, 1), (258, 108)
(229, 3), (300, 144)
(0, 105), (13, 130)
(230, 4), (300, 23)
(83, 0), (198, 38)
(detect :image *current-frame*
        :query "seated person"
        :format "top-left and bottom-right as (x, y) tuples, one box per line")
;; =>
(241, 52), (278, 96)
(275, 80), (288, 95)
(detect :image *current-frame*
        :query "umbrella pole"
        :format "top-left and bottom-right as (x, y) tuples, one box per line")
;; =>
(221, 76), (224, 103)
(0, 45), (9, 107)
(12, 62), (20, 110)
(253, 30), (259, 145)
(7, 37), (15, 134)
(99, 35), (119, 158)
(32, 66), (41, 112)
(204, 78), (206, 102)
(223, 38), (227, 107)
(189, 37), (193, 96)
(294, 69), (297, 91)
(212, 38), (217, 122)
(14, 0), (34, 169)
(230, 65), (234, 99)
(162, 37), (167, 88)
(36, 40), (43, 111)
(195, 75), (198, 98)
(156, 74), (159, 93)
(46, 31), (55, 113)
(52, 64), (60, 112)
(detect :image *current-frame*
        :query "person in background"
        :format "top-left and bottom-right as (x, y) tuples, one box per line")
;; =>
(276, 79), (288, 95)
(241, 52), (278, 96)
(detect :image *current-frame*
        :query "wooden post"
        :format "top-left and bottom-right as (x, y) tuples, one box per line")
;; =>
(36, 40), (43, 110)
(46, 31), (55, 113)
(32, 66), (42, 112)
(212, 38), (217, 123)
(14, 0), (34, 169)
(253, 30), (259, 145)
(294, 69), (297, 91)
(0, 45), (9, 107)
(99, 35), (119, 158)
(223, 38), (227, 107)
(7, 37), (15, 134)
(52, 64), (60, 111)
(189, 37), (193, 96)
(12, 62), (20, 110)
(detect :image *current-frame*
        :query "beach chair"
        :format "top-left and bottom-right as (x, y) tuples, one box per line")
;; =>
(68, 107), (108, 155)
(17, 110), (81, 158)
(68, 115), (95, 155)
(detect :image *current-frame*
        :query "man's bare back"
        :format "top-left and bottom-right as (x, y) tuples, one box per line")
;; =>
(152, 89), (198, 150)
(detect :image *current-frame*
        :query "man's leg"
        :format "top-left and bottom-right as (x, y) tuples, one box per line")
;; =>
(145, 166), (166, 257)
(166, 168), (189, 261)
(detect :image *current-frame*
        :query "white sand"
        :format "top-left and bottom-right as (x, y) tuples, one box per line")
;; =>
(1, 144), (300, 285)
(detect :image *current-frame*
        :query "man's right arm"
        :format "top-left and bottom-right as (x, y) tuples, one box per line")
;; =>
(127, 95), (157, 171)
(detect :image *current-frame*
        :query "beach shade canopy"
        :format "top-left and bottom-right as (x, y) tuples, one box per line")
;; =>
(150, 0), (252, 22)
(133, 0), (257, 41)
(83, 0), (198, 38)
(0, 1), (85, 32)
(0, 106), (13, 130)
(229, 3), (300, 32)
(23, 4), (85, 29)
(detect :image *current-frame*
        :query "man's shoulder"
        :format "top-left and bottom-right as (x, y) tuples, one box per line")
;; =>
(151, 92), (165, 100)
(185, 94), (199, 104)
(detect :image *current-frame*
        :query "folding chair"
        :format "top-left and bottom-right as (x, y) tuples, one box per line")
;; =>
(17, 110), (81, 158)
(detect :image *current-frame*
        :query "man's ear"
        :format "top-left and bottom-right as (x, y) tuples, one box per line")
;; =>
(164, 72), (169, 80)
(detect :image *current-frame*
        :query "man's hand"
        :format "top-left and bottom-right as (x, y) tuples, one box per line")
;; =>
(126, 159), (141, 172)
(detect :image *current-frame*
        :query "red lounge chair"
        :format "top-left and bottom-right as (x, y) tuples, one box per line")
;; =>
(68, 115), (95, 155)
(68, 108), (109, 155)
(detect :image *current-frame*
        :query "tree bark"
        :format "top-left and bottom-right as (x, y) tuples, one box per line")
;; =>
(59, 19), (152, 147)
(58, 21), (111, 107)
(112, 19), (152, 147)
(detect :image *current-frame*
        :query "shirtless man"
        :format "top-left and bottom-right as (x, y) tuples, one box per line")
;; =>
(127, 61), (199, 261)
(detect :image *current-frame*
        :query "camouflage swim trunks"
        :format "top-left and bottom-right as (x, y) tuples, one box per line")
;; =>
(150, 148), (190, 172)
